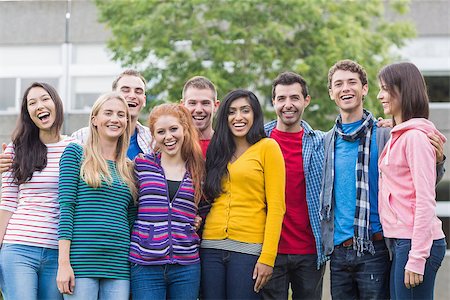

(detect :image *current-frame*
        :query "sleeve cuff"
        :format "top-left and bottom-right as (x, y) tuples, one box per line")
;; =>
(405, 256), (426, 275)
(257, 252), (276, 267)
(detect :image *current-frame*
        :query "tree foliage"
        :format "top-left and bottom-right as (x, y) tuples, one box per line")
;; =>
(95, 0), (415, 130)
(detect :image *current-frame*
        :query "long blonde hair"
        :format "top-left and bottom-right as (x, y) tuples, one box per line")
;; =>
(80, 92), (137, 199)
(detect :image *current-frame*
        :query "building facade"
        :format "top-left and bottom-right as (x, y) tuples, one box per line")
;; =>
(0, 0), (121, 140)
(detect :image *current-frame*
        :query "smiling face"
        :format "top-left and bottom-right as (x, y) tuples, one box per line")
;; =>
(182, 87), (218, 136)
(115, 75), (146, 119)
(153, 115), (185, 158)
(227, 97), (254, 141)
(329, 69), (368, 115)
(377, 79), (402, 123)
(273, 83), (310, 132)
(26, 87), (57, 134)
(92, 98), (128, 141)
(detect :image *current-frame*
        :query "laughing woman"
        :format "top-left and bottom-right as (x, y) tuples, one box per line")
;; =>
(56, 92), (137, 300)
(0, 82), (73, 300)
(129, 104), (204, 300)
(377, 62), (447, 300)
(201, 89), (286, 299)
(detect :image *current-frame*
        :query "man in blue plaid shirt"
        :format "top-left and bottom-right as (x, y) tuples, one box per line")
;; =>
(262, 72), (326, 300)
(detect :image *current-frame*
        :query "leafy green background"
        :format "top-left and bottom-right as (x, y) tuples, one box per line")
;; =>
(96, 0), (415, 130)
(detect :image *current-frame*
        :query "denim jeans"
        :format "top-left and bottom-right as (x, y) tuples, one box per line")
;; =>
(131, 263), (200, 300)
(330, 239), (391, 300)
(0, 243), (62, 300)
(200, 248), (260, 300)
(261, 254), (324, 300)
(389, 238), (446, 300)
(63, 278), (130, 300)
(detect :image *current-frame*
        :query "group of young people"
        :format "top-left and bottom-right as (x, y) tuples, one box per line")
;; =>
(0, 59), (446, 300)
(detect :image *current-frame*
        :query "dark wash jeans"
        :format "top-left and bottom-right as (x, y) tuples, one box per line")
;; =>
(330, 239), (391, 300)
(200, 248), (260, 300)
(130, 263), (200, 300)
(389, 238), (446, 300)
(261, 253), (324, 300)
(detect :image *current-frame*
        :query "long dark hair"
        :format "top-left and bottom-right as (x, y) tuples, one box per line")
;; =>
(378, 62), (429, 124)
(204, 89), (265, 200)
(12, 82), (64, 184)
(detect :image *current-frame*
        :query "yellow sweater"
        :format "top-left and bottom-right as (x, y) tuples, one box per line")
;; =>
(203, 138), (286, 267)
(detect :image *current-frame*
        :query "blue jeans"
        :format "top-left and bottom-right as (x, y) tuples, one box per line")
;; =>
(261, 254), (324, 300)
(330, 239), (390, 300)
(0, 243), (62, 300)
(131, 263), (200, 300)
(63, 278), (129, 300)
(200, 248), (260, 300)
(389, 238), (446, 300)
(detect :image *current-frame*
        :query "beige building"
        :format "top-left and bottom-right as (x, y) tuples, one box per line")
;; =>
(0, 0), (118, 140)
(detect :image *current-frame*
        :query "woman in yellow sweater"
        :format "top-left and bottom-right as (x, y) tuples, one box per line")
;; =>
(201, 89), (286, 299)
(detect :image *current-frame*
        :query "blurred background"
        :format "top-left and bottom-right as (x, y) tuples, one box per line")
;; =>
(0, 0), (449, 298)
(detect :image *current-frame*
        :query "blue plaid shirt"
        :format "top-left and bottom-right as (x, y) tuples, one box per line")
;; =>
(265, 120), (327, 268)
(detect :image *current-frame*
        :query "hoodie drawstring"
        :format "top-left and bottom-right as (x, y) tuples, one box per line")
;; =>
(384, 136), (392, 166)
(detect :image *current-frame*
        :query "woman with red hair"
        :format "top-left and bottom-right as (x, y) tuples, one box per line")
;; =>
(129, 103), (204, 300)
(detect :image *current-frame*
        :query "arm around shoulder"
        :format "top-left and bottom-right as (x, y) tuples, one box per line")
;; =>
(0, 143), (13, 174)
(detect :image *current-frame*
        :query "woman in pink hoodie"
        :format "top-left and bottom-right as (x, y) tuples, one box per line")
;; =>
(377, 62), (446, 300)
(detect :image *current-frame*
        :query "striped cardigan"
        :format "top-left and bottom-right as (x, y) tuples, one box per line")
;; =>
(129, 153), (200, 265)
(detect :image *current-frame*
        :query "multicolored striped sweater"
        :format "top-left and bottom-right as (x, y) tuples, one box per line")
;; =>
(58, 142), (134, 280)
(129, 153), (200, 265)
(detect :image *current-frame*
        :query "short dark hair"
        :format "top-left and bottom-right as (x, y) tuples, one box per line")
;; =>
(378, 62), (429, 123)
(328, 59), (368, 89)
(272, 71), (309, 99)
(182, 76), (217, 99)
(111, 69), (147, 90)
(204, 89), (265, 200)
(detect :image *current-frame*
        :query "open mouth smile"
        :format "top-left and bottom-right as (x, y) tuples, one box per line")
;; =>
(340, 95), (354, 101)
(37, 112), (50, 121)
(233, 122), (246, 128)
(282, 111), (297, 115)
(107, 125), (121, 130)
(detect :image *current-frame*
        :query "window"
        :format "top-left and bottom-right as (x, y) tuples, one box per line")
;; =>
(0, 77), (59, 112)
(74, 93), (101, 110)
(424, 76), (450, 102)
(0, 78), (16, 112)
(21, 78), (59, 96)
(71, 77), (113, 110)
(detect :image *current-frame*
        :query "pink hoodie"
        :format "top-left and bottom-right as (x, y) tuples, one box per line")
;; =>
(378, 118), (446, 275)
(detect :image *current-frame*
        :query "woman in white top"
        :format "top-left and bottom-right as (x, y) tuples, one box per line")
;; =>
(0, 82), (74, 300)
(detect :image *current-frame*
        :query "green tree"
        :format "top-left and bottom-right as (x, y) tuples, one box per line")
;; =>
(95, 0), (415, 130)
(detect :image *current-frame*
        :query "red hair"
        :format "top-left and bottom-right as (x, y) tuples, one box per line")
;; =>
(148, 103), (205, 204)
